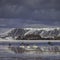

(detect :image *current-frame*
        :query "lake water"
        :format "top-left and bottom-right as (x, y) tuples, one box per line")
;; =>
(0, 41), (60, 60)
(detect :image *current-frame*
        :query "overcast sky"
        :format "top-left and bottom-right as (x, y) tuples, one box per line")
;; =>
(0, 0), (60, 27)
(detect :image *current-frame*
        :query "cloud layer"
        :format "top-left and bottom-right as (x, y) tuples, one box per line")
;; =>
(0, 0), (60, 19)
(0, 0), (60, 27)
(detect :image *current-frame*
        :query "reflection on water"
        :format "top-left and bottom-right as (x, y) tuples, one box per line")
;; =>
(0, 57), (60, 60)
(9, 45), (60, 55)
(0, 45), (60, 60)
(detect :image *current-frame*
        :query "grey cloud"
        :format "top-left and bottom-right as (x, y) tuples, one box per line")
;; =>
(0, 0), (60, 17)
(0, 0), (60, 26)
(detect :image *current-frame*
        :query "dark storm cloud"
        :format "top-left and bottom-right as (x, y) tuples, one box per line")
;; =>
(0, 0), (60, 27)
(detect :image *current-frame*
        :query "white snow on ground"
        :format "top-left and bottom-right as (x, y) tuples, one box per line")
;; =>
(24, 27), (60, 31)
(0, 27), (60, 40)
(0, 28), (15, 35)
